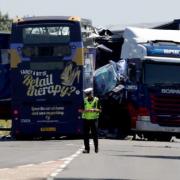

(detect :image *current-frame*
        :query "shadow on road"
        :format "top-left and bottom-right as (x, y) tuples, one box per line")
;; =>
(115, 154), (180, 160)
(0, 135), (82, 141)
(54, 178), (133, 180)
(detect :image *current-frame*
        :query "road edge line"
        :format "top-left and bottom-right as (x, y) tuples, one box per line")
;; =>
(47, 146), (83, 180)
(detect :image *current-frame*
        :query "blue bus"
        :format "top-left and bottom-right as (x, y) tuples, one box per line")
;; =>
(0, 32), (11, 119)
(10, 16), (96, 138)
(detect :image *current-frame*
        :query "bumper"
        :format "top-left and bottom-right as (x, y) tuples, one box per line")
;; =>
(134, 120), (180, 133)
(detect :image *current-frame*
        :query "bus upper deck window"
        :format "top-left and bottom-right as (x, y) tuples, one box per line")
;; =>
(22, 25), (71, 58)
(23, 26), (70, 44)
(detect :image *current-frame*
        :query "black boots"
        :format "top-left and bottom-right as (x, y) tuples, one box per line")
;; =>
(95, 147), (98, 153)
(82, 149), (90, 153)
(83, 148), (99, 153)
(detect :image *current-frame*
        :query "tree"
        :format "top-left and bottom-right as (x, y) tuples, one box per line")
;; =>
(0, 11), (12, 32)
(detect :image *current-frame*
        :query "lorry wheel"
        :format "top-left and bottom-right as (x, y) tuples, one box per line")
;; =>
(144, 133), (171, 142)
(156, 135), (172, 142)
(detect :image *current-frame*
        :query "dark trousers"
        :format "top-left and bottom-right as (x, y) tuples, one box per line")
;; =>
(83, 119), (98, 151)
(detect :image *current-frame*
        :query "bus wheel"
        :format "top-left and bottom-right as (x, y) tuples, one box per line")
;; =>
(14, 134), (33, 140)
(144, 134), (156, 141)
(14, 135), (23, 140)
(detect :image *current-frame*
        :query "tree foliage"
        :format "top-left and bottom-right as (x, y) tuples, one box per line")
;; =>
(0, 11), (12, 32)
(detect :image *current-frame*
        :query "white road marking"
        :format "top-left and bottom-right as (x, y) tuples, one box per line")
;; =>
(66, 143), (74, 146)
(17, 164), (34, 168)
(0, 168), (10, 171)
(40, 161), (56, 165)
(47, 146), (84, 180)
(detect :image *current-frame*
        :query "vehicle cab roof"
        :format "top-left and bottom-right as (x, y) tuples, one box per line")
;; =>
(13, 16), (92, 26)
(123, 27), (180, 43)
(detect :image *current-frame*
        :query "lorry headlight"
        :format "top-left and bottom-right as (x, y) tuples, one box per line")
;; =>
(138, 116), (150, 121)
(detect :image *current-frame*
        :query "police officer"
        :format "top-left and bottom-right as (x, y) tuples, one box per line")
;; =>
(79, 88), (101, 153)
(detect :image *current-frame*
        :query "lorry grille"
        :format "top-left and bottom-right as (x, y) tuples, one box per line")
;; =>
(151, 95), (180, 126)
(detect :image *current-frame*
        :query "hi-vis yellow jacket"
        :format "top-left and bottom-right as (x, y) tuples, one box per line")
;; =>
(82, 97), (100, 120)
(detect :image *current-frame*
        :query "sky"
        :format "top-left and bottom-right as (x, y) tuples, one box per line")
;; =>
(1, 0), (180, 28)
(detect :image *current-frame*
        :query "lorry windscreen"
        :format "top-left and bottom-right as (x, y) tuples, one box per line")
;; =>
(143, 62), (180, 85)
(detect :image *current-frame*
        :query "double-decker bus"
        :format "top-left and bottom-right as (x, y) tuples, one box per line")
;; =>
(0, 32), (11, 136)
(10, 16), (96, 139)
(0, 32), (11, 118)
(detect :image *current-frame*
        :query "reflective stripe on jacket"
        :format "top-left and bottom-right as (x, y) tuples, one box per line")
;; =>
(82, 97), (100, 120)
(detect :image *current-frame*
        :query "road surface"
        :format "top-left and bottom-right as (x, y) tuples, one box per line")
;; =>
(54, 139), (180, 180)
(1, 139), (180, 179)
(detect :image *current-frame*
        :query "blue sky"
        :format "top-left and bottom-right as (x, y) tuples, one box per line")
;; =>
(1, 0), (180, 27)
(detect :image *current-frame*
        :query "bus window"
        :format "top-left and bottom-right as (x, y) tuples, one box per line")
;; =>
(23, 26), (70, 44)
(84, 53), (94, 89)
(22, 45), (71, 58)
(22, 25), (71, 58)
(81, 25), (95, 47)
